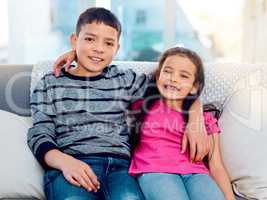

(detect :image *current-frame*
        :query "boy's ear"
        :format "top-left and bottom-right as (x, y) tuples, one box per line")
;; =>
(115, 43), (120, 54)
(70, 33), (77, 50)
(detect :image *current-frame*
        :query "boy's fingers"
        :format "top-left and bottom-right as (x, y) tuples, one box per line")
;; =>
(194, 144), (204, 162)
(74, 174), (92, 191)
(194, 135), (210, 162)
(65, 174), (81, 187)
(85, 168), (100, 189)
(189, 142), (197, 162)
(81, 173), (97, 192)
(207, 136), (213, 154)
(69, 178), (81, 187)
(181, 134), (188, 153)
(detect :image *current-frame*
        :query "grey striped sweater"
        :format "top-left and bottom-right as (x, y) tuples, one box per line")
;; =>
(27, 65), (150, 168)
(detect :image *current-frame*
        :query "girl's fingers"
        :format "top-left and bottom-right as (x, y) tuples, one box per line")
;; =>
(65, 60), (72, 72)
(53, 59), (66, 76)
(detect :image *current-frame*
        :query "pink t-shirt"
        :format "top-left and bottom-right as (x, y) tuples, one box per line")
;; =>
(129, 99), (221, 176)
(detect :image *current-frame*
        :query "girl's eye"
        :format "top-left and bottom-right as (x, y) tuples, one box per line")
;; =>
(163, 70), (172, 73)
(181, 74), (189, 79)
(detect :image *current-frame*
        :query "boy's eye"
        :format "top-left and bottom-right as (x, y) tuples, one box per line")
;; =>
(106, 42), (114, 46)
(85, 37), (94, 42)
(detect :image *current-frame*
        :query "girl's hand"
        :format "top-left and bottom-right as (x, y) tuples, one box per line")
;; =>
(60, 155), (100, 192)
(53, 50), (76, 77)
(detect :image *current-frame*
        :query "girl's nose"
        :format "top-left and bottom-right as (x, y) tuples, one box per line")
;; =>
(170, 75), (178, 83)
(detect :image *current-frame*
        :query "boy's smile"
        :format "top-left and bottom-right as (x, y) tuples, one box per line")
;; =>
(70, 22), (120, 77)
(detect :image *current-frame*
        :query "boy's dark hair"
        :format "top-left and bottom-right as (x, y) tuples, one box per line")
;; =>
(76, 7), (121, 37)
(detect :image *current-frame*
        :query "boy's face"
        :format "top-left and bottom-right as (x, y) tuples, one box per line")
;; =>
(71, 22), (120, 76)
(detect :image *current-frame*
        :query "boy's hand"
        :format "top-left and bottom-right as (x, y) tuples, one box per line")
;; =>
(181, 127), (210, 162)
(60, 155), (100, 192)
(53, 50), (76, 77)
(180, 99), (210, 162)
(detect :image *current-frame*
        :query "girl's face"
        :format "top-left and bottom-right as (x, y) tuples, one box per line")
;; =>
(157, 55), (198, 101)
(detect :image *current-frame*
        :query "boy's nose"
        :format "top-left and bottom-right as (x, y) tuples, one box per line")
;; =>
(93, 42), (104, 53)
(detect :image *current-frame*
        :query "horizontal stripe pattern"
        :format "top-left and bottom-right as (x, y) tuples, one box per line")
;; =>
(30, 97), (131, 105)
(27, 65), (150, 168)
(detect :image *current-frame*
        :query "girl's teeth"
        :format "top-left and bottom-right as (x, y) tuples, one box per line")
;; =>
(167, 86), (175, 89)
(166, 85), (179, 91)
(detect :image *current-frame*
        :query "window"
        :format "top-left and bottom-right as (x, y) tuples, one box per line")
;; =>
(1, 0), (266, 64)
(135, 10), (147, 25)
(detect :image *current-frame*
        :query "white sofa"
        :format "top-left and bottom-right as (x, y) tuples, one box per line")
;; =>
(1, 61), (267, 200)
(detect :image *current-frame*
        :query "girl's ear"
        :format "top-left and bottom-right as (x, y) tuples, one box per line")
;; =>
(190, 84), (198, 95)
(70, 33), (77, 50)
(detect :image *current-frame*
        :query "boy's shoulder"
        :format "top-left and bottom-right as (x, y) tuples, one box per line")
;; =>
(38, 70), (68, 88)
(105, 64), (137, 79)
(39, 71), (57, 83)
(107, 64), (134, 74)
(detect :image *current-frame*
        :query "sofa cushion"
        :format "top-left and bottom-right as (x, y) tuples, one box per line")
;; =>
(0, 109), (45, 199)
(219, 69), (267, 199)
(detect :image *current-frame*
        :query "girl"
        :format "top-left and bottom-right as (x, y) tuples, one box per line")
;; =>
(129, 47), (235, 200)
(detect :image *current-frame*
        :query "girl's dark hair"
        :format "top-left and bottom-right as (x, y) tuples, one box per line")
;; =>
(76, 7), (121, 37)
(129, 47), (206, 153)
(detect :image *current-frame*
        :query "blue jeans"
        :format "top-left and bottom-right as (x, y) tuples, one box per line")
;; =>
(138, 173), (225, 200)
(44, 156), (144, 200)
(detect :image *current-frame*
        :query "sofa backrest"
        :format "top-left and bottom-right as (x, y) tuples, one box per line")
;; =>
(0, 65), (33, 116)
(2, 61), (267, 117)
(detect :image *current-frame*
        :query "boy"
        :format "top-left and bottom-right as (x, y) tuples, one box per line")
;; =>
(28, 7), (146, 200)
(28, 7), (209, 200)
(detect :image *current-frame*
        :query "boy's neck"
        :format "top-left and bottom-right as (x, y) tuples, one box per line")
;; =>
(69, 64), (105, 77)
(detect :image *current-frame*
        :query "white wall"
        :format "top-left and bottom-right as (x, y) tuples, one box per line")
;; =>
(7, 0), (61, 64)
(0, 0), (8, 47)
(243, 0), (267, 62)
(164, 0), (176, 49)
